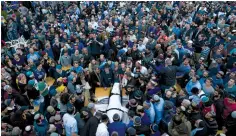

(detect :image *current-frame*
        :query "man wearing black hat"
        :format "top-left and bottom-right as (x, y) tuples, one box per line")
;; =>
(108, 113), (126, 136)
(101, 64), (114, 89)
(81, 112), (102, 136)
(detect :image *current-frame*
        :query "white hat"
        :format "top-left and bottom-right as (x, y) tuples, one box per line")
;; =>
(188, 40), (193, 44)
(25, 126), (31, 131)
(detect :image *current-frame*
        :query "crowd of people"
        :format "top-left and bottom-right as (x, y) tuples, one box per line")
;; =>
(1, 1), (236, 136)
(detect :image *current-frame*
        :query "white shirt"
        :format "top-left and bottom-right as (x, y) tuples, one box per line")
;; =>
(137, 44), (146, 52)
(96, 122), (109, 136)
(63, 113), (78, 136)
(106, 26), (114, 33)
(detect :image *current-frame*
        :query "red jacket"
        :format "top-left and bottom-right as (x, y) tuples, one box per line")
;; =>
(223, 98), (236, 119)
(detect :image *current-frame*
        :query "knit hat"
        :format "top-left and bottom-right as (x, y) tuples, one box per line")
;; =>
(54, 114), (61, 121)
(134, 116), (141, 126)
(41, 51), (46, 56)
(129, 99), (138, 107)
(87, 103), (95, 109)
(49, 116), (55, 123)
(47, 106), (56, 115)
(152, 94), (160, 101)
(28, 80), (36, 86)
(11, 127), (22, 136)
(151, 123), (159, 132)
(34, 113), (41, 120)
(25, 125), (32, 132)
(56, 65), (62, 70)
(50, 132), (59, 136)
(3, 85), (11, 91)
(113, 113), (120, 121)
(127, 127), (136, 135)
(201, 96), (209, 103)
(143, 100), (151, 108)
(26, 71), (34, 78)
(4, 99), (13, 110)
(231, 111), (236, 119)
(68, 75), (74, 81)
(37, 82), (49, 96)
(134, 90), (143, 99)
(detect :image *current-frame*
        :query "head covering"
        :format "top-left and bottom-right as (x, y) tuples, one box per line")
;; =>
(11, 127), (21, 136)
(3, 85), (11, 91)
(47, 106), (56, 115)
(28, 80), (36, 86)
(25, 125), (32, 132)
(56, 65), (62, 70)
(87, 103), (95, 109)
(54, 114), (61, 121)
(127, 127), (136, 135)
(68, 75), (74, 81)
(143, 100), (151, 107)
(26, 71), (33, 78)
(231, 111), (236, 119)
(151, 123), (158, 132)
(152, 94), (160, 101)
(50, 133), (59, 136)
(113, 113), (120, 121)
(49, 116), (55, 123)
(201, 96), (209, 103)
(41, 51), (46, 56)
(134, 90), (143, 99)
(34, 113), (41, 120)
(134, 116), (141, 126)
(4, 99), (13, 110)
(48, 124), (56, 133)
(188, 40), (193, 44)
(129, 99), (138, 107)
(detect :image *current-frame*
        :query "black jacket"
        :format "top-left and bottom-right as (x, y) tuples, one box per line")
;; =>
(81, 116), (100, 136)
(159, 66), (178, 86)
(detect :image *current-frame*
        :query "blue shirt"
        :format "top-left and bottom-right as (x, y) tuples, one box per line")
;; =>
(108, 122), (126, 136)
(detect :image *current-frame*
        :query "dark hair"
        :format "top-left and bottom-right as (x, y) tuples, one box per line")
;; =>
(101, 114), (109, 122)
(67, 107), (75, 114)
(191, 87), (199, 95)
(60, 93), (70, 105)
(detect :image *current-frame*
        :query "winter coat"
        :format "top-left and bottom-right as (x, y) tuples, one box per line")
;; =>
(168, 120), (191, 136)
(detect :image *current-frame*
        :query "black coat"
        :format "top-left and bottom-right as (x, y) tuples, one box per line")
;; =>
(90, 71), (101, 92)
(80, 116), (100, 136)
(134, 125), (150, 135)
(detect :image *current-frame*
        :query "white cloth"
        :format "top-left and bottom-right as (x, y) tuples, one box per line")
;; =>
(63, 113), (78, 136)
(96, 123), (109, 136)
(134, 66), (148, 75)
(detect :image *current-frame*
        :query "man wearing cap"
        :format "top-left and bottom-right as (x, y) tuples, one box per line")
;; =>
(133, 116), (150, 135)
(150, 123), (161, 136)
(53, 65), (67, 79)
(82, 112), (102, 136)
(211, 71), (224, 88)
(101, 64), (114, 89)
(108, 113), (126, 136)
(33, 113), (49, 136)
(152, 94), (164, 125)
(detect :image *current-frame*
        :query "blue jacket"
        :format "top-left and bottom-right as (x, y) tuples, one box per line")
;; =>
(34, 119), (49, 136)
(152, 98), (164, 124)
(144, 102), (155, 123)
(141, 113), (151, 126)
(211, 76), (223, 88)
(185, 80), (202, 95)
(108, 121), (126, 136)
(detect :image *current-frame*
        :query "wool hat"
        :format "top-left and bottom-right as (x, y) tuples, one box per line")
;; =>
(152, 94), (160, 101)
(3, 85), (11, 91)
(34, 113), (41, 120)
(113, 113), (120, 121)
(134, 90), (143, 99)
(54, 114), (61, 121)
(201, 96), (209, 103)
(143, 100), (151, 108)
(87, 103), (95, 109)
(134, 116), (141, 126)
(47, 106), (56, 115)
(25, 125), (32, 132)
(50, 132), (59, 136)
(231, 111), (236, 119)
(28, 80), (36, 86)
(129, 99), (138, 107)
(68, 75), (74, 81)
(26, 71), (34, 78)
(151, 123), (159, 132)
(37, 82), (47, 91)
(49, 116), (55, 123)
(11, 127), (22, 136)
(56, 65), (62, 69)
(127, 127), (136, 135)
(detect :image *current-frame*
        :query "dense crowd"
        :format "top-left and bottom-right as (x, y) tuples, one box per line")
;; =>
(1, 1), (236, 136)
